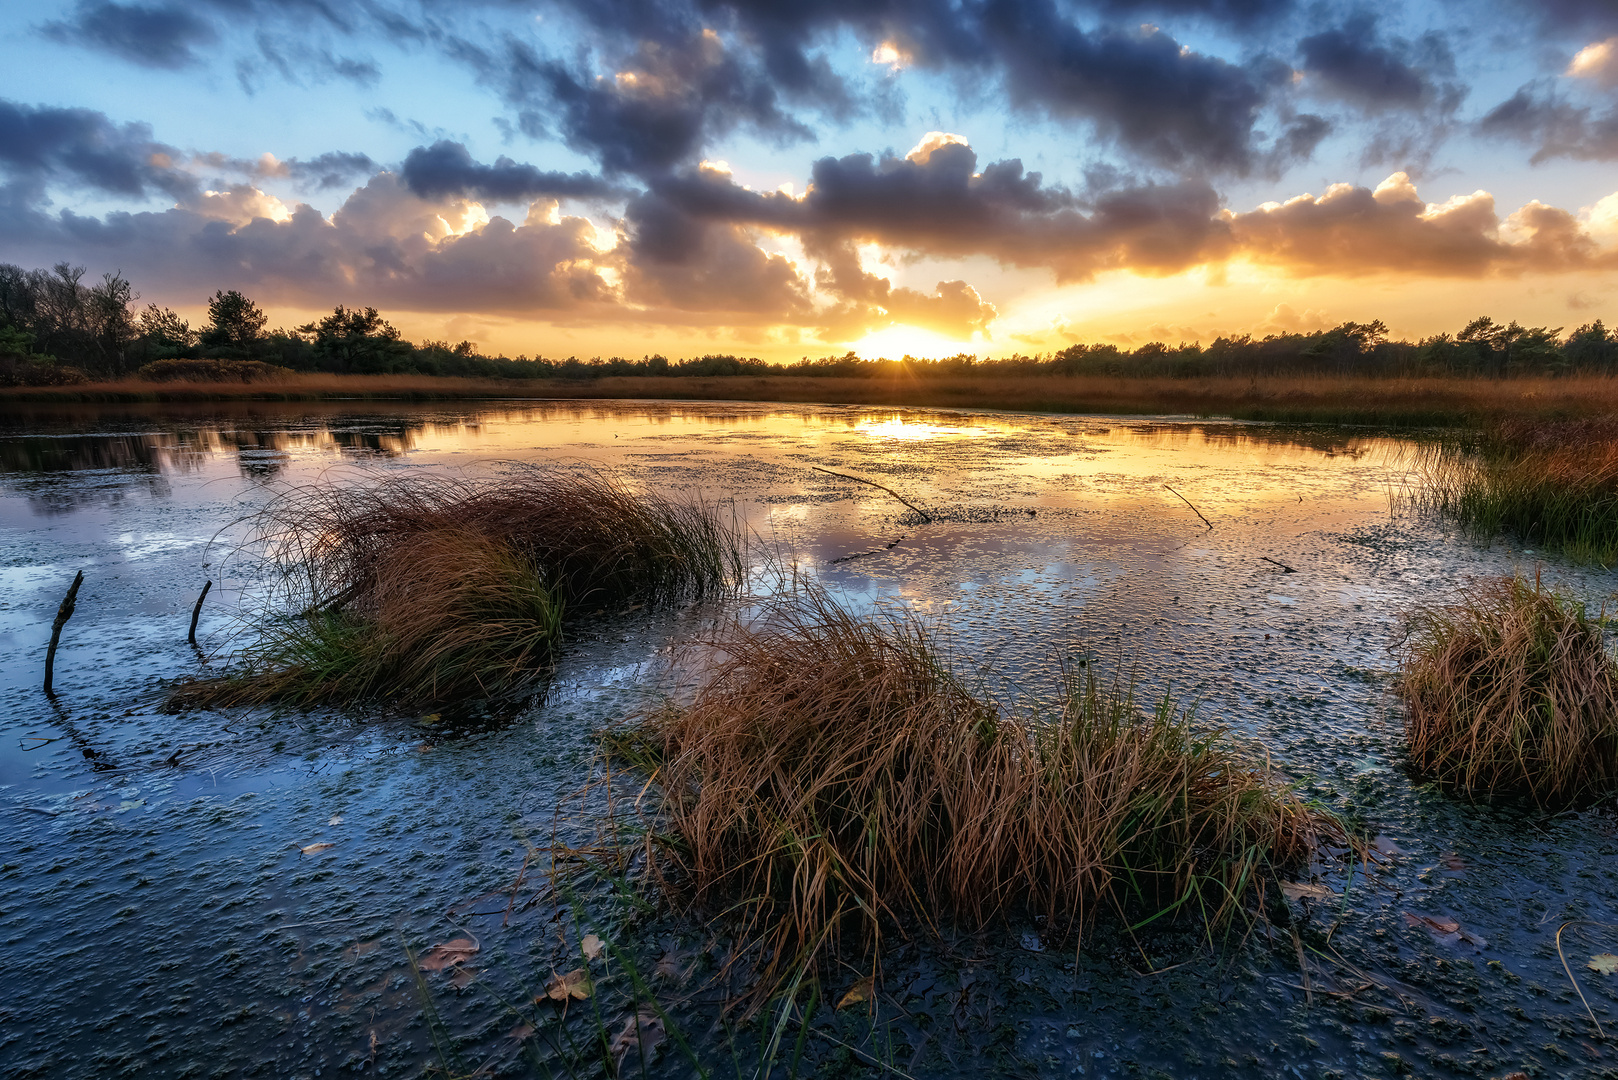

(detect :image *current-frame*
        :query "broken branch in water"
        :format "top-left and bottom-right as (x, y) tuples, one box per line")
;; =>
(1164, 485), (1213, 530)
(812, 466), (933, 524)
(188, 580), (212, 645)
(44, 570), (84, 696)
(1261, 557), (1298, 573)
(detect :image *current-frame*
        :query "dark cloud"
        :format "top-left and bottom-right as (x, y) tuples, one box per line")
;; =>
(400, 141), (617, 202)
(0, 98), (198, 202)
(1479, 82), (1618, 162)
(283, 151), (379, 189)
(449, 29), (813, 179)
(40, 1), (219, 69)
(1298, 24), (1431, 109)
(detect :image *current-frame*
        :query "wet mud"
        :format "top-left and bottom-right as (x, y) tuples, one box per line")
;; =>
(3, 399), (1617, 1078)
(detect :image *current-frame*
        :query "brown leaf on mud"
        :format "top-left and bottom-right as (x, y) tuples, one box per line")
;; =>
(1281, 881), (1335, 901)
(300, 842), (335, 855)
(1588, 953), (1618, 975)
(344, 940), (379, 961)
(419, 938), (479, 971)
(837, 975), (874, 1010)
(581, 933), (604, 961)
(543, 968), (593, 1002)
(508, 1022), (534, 1042)
(1439, 853), (1467, 873)
(653, 950), (686, 984)
(609, 1009), (666, 1067)
(1403, 911), (1486, 949)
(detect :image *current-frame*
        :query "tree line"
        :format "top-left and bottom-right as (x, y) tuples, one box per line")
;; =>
(1, 261), (1615, 385)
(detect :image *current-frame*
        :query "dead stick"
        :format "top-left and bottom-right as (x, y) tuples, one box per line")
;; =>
(44, 570), (84, 696)
(1261, 556), (1297, 573)
(812, 466), (933, 523)
(1164, 485), (1213, 530)
(188, 580), (212, 645)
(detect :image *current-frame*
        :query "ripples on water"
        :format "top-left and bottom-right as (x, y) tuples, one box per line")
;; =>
(2, 400), (1616, 1078)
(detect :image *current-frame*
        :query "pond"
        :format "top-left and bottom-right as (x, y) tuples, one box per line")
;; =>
(2, 399), (1616, 1079)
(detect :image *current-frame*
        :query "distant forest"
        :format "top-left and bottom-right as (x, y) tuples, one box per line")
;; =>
(2, 261), (1616, 386)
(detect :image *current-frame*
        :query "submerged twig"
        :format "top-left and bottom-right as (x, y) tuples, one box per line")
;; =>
(1261, 556), (1297, 573)
(1164, 485), (1213, 530)
(812, 466), (933, 524)
(188, 580), (212, 645)
(44, 569), (84, 696)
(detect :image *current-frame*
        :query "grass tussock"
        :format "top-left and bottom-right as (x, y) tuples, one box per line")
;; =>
(1415, 417), (1618, 563)
(1397, 573), (1618, 808)
(614, 591), (1340, 996)
(170, 468), (741, 709)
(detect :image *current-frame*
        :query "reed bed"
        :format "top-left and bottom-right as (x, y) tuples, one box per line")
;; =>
(170, 468), (742, 709)
(1397, 573), (1618, 808)
(1415, 417), (1618, 564)
(614, 590), (1340, 997)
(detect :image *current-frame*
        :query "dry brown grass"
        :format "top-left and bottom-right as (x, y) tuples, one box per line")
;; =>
(170, 468), (741, 709)
(613, 590), (1340, 1000)
(1414, 417), (1618, 564)
(10, 371), (1618, 425)
(1397, 573), (1618, 807)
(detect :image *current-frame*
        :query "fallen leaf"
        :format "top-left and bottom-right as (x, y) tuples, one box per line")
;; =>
(418, 714), (441, 726)
(581, 933), (604, 961)
(344, 940), (379, 961)
(1439, 853), (1467, 873)
(300, 842), (335, 855)
(653, 950), (686, 984)
(508, 1022), (534, 1042)
(609, 1008), (666, 1066)
(1282, 881), (1336, 901)
(419, 937), (479, 972)
(1589, 953), (1618, 975)
(328, 815), (343, 826)
(837, 975), (874, 1010)
(543, 968), (593, 1002)
(1403, 911), (1486, 949)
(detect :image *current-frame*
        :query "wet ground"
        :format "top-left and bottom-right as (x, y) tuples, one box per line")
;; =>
(3, 399), (1618, 1079)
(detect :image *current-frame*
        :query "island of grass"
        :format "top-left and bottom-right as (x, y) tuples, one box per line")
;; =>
(169, 469), (742, 709)
(610, 590), (1349, 1005)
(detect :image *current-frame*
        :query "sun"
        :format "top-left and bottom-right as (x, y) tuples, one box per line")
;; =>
(848, 324), (980, 360)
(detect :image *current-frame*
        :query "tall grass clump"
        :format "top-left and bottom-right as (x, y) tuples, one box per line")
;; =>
(170, 467), (742, 709)
(1416, 417), (1618, 564)
(614, 590), (1340, 998)
(1397, 573), (1618, 808)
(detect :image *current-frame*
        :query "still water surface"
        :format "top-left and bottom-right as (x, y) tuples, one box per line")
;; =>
(2, 400), (1616, 1078)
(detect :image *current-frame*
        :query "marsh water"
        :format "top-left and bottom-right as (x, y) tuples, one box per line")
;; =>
(4, 399), (1618, 1079)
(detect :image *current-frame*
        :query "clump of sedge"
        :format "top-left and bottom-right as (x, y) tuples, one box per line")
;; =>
(613, 589), (1341, 1000)
(170, 467), (741, 709)
(1398, 572), (1618, 808)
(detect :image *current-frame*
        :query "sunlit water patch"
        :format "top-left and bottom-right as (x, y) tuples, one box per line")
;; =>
(2, 399), (1616, 1078)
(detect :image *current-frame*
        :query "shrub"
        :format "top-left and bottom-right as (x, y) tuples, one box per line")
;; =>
(614, 590), (1340, 999)
(137, 358), (291, 383)
(1397, 573), (1618, 808)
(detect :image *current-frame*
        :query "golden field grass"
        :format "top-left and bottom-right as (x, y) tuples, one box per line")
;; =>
(9, 370), (1618, 425)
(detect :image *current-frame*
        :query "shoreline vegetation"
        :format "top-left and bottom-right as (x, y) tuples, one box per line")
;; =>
(9, 370), (1618, 427)
(4, 262), (1618, 425)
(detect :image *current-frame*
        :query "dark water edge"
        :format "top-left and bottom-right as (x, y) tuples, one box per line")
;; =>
(3, 400), (1618, 1079)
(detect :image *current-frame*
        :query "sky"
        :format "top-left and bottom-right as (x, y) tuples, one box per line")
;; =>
(2, 0), (1618, 361)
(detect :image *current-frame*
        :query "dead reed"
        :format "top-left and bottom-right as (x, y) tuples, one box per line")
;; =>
(1397, 573), (1618, 808)
(170, 468), (742, 709)
(1415, 417), (1618, 564)
(613, 590), (1339, 998)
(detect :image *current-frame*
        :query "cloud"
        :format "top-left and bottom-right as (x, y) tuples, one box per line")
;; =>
(1568, 36), (1618, 88)
(0, 98), (198, 202)
(1478, 82), (1618, 162)
(400, 141), (619, 203)
(1296, 21), (1453, 111)
(40, 1), (219, 69)
(1227, 172), (1609, 275)
(448, 28), (812, 179)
